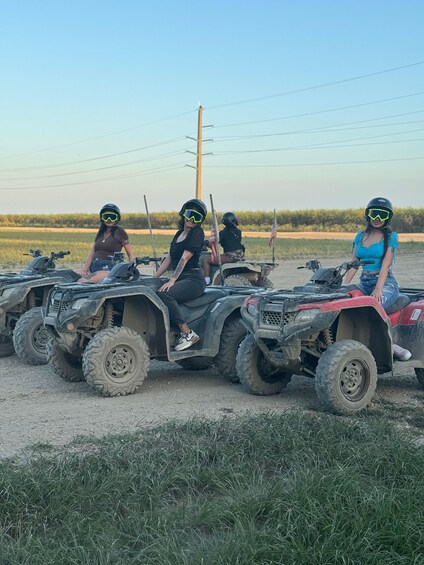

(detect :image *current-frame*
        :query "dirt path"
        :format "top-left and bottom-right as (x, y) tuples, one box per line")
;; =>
(1, 254), (423, 459)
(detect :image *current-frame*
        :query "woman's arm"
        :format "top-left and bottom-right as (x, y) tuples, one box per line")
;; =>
(371, 247), (394, 303)
(158, 250), (193, 291)
(343, 244), (359, 284)
(123, 242), (134, 262)
(81, 244), (96, 276)
(154, 253), (172, 278)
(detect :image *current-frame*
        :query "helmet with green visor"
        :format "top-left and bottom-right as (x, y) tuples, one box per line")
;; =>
(179, 199), (207, 224)
(365, 197), (393, 225)
(100, 203), (121, 224)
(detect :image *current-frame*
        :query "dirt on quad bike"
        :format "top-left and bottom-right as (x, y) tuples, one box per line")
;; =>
(0, 249), (80, 364)
(236, 258), (424, 415)
(43, 256), (261, 397)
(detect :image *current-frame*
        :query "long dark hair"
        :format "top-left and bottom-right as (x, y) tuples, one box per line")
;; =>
(94, 223), (119, 242)
(364, 221), (392, 259)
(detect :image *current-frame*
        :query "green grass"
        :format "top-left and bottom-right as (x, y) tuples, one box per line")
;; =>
(0, 230), (422, 268)
(1, 412), (423, 564)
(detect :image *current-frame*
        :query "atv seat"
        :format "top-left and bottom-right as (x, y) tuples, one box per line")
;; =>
(182, 288), (227, 308)
(385, 293), (411, 315)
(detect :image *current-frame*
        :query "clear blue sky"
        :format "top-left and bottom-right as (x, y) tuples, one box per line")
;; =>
(1, 0), (423, 214)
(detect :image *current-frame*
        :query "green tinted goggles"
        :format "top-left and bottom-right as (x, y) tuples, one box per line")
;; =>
(183, 209), (204, 223)
(367, 208), (390, 222)
(101, 212), (119, 222)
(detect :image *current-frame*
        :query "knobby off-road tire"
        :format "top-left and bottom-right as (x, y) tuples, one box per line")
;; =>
(415, 368), (424, 388)
(315, 339), (377, 415)
(47, 338), (84, 382)
(224, 275), (254, 287)
(83, 326), (150, 397)
(13, 307), (49, 365)
(176, 357), (214, 370)
(215, 318), (247, 383)
(236, 334), (292, 395)
(0, 334), (14, 358)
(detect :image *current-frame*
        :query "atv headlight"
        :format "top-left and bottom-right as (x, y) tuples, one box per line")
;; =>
(295, 308), (320, 322)
(243, 296), (259, 317)
(71, 298), (89, 310)
(0, 288), (15, 298)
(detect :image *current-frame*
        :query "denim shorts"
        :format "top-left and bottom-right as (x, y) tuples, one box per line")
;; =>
(358, 270), (399, 310)
(90, 258), (113, 273)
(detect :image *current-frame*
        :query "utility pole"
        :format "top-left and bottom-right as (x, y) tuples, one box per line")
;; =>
(196, 105), (203, 200)
(186, 105), (213, 201)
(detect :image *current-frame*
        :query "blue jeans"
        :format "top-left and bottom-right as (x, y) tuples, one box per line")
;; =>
(90, 258), (113, 273)
(358, 271), (399, 310)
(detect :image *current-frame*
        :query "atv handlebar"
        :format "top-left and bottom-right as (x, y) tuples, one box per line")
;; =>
(135, 256), (162, 265)
(50, 251), (70, 260)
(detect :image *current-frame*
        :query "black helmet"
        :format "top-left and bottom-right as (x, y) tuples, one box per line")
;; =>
(100, 203), (121, 222)
(365, 197), (393, 224)
(222, 212), (238, 226)
(178, 198), (207, 222)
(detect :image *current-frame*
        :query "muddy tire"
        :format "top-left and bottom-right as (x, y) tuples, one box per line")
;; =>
(0, 334), (14, 358)
(315, 339), (377, 415)
(215, 318), (247, 383)
(225, 275), (254, 287)
(415, 368), (424, 388)
(236, 334), (292, 395)
(47, 339), (84, 382)
(83, 326), (150, 397)
(13, 307), (49, 365)
(176, 357), (214, 370)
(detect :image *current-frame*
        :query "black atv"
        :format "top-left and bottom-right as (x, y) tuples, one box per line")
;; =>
(43, 257), (261, 397)
(236, 259), (424, 415)
(0, 249), (80, 363)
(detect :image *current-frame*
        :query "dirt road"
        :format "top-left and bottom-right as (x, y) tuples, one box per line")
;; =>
(1, 254), (423, 459)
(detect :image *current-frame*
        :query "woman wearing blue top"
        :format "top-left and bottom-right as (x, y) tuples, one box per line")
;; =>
(344, 196), (411, 360)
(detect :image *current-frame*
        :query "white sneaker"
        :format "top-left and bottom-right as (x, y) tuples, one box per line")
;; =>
(174, 330), (200, 351)
(393, 344), (412, 361)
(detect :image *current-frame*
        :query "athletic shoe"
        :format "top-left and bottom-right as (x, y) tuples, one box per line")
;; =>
(393, 344), (412, 361)
(174, 331), (200, 351)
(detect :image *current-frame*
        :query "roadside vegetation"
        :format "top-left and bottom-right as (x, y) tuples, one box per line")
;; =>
(0, 207), (423, 232)
(1, 412), (423, 564)
(0, 230), (422, 269)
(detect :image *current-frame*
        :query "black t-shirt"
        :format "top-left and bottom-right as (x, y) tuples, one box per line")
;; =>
(219, 225), (243, 253)
(170, 226), (204, 270)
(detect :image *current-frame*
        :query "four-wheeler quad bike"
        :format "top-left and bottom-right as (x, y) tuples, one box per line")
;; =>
(236, 259), (424, 415)
(43, 256), (261, 397)
(201, 244), (276, 288)
(0, 249), (80, 363)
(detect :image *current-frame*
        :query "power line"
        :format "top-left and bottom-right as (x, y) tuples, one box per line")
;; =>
(211, 91), (424, 129)
(0, 109), (196, 161)
(207, 61), (424, 110)
(206, 156), (424, 167)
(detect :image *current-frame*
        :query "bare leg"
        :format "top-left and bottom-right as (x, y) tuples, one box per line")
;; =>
(77, 270), (110, 283)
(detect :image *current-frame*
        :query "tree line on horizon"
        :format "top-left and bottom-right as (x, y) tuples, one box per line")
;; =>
(0, 208), (423, 233)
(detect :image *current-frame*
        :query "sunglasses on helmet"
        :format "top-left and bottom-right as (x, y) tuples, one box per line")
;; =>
(367, 208), (390, 222)
(101, 212), (119, 222)
(183, 209), (204, 223)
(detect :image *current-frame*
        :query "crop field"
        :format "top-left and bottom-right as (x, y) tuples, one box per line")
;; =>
(0, 229), (422, 269)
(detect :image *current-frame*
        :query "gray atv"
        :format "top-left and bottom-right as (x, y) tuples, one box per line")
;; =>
(43, 257), (261, 397)
(0, 249), (79, 364)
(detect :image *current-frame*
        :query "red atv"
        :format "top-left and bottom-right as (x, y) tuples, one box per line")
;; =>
(236, 259), (424, 414)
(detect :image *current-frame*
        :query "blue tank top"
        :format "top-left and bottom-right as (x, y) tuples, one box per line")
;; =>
(352, 231), (398, 271)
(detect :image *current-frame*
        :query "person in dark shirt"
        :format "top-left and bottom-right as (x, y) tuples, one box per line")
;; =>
(154, 198), (207, 351)
(203, 212), (245, 284)
(79, 203), (134, 283)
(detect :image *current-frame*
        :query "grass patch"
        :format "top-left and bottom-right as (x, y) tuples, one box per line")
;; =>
(1, 412), (424, 564)
(1, 230), (422, 268)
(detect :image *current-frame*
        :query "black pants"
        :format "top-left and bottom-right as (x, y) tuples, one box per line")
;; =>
(157, 271), (206, 327)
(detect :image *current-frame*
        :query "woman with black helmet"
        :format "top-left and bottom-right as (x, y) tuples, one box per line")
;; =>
(79, 203), (134, 283)
(344, 197), (411, 360)
(154, 198), (207, 351)
(202, 211), (245, 285)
